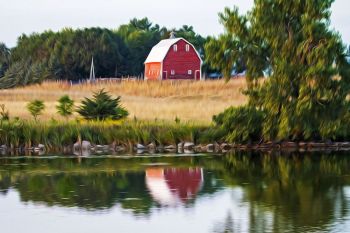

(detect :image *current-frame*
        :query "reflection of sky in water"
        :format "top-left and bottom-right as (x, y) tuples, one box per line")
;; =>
(1, 154), (350, 233)
(330, 186), (350, 233)
(2, 186), (350, 232)
(0, 188), (249, 233)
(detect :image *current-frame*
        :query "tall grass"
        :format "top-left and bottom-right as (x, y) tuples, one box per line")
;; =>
(0, 79), (247, 122)
(0, 119), (219, 151)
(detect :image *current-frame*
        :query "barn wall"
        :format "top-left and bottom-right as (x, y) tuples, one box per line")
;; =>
(163, 40), (201, 80)
(145, 62), (162, 80)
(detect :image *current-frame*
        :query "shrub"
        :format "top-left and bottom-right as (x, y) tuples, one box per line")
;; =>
(77, 89), (128, 121)
(56, 95), (74, 120)
(0, 104), (9, 121)
(27, 100), (45, 121)
(213, 106), (265, 143)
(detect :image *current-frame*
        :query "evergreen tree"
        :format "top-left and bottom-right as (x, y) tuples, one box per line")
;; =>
(77, 89), (128, 121)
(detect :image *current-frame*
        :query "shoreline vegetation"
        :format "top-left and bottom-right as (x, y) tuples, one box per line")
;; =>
(0, 119), (349, 156)
(0, 79), (349, 156)
(0, 79), (347, 156)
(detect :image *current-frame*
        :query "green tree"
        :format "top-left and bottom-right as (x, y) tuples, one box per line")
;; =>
(77, 89), (128, 121)
(213, 106), (264, 143)
(27, 100), (45, 121)
(56, 95), (74, 120)
(0, 43), (10, 77)
(8, 28), (127, 83)
(116, 18), (164, 76)
(207, 0), (350, 141)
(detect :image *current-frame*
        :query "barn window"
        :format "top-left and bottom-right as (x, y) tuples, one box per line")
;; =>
(171, 70), (175, 75)
(188, 70), (192, 75)
(173, 44), (177, 52)
(186, 44), (190, 52)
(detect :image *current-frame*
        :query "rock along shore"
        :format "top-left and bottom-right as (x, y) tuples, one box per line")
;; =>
(1, 141), (350, 156)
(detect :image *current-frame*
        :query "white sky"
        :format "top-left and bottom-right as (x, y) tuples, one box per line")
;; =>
(0, 0), (349, 47)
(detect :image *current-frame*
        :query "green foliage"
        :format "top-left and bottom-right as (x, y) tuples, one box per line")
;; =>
(213, 106), (265, 143)
(0, 59), (49, 88)
(0, 43), (10, 78)
(0, 104), (9, 121)
(0, 119), (215, 149)
(77, 89), (128, 121)
(56, 95), (74, 119)
(208, 0), (350, 141)
(116, 18), (164, 76)
(7, 28), (126, 83)
(27, 100), (45, 121)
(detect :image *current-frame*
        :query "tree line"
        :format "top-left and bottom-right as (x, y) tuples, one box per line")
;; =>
(0, 18), (211, 88)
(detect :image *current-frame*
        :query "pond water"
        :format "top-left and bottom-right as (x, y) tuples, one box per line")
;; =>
(1, 152), (350, 233)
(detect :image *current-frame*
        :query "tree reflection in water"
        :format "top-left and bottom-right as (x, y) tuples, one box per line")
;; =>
(0, 152), (349, 232)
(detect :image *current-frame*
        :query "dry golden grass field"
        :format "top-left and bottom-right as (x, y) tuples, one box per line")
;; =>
(0, 78), (247, 123)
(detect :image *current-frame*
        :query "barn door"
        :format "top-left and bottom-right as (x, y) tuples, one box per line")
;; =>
(162, 71), (167, 80)
(195, 70), (201, 80)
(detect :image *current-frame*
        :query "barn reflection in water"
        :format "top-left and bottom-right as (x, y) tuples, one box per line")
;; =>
(145, 167), (203, 206)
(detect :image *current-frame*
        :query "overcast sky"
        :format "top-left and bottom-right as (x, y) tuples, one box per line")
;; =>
(1, 0), (349, 47)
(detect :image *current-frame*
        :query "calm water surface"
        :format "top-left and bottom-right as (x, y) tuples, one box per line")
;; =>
(1, 152), (350, 233)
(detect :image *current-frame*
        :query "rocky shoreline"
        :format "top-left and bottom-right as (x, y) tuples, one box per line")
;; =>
(1, 141), (350, 156)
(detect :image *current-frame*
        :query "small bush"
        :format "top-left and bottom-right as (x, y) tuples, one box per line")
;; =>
(213, 106), (265, 143)
(27, 100), (45, 121)
(56, 95), (74, 120)
(0, 104), (9, 121)
(77, 89), (128, 121)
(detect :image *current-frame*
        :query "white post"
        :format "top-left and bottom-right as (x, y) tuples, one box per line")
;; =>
(89, 57), (96, 83)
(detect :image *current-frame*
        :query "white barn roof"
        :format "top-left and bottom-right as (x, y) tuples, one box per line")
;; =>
(144, 38), (202, 64)
(144, 38), (181, 63)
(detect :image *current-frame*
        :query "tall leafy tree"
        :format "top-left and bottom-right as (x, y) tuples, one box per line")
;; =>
(207, 0), (350, 141)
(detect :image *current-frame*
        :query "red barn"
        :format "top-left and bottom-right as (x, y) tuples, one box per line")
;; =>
(144, 33), (202, 80)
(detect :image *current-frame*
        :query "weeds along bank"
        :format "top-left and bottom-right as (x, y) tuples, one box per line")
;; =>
(0, 119), (216, 153)
(1, 117), (350, 155)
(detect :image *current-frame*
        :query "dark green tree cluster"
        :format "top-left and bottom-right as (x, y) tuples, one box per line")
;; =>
(0, 18), (209, 88)
(0, 28), (125, 88)
(0, 43), (10, 77)
(209, 0), (350, 141)
(115, 18), (165, 76)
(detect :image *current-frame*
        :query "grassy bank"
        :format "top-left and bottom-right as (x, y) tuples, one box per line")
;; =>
(0, 79), (247, 123)
(0, 119), (219, 152)
(1, 118), (350, 154)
